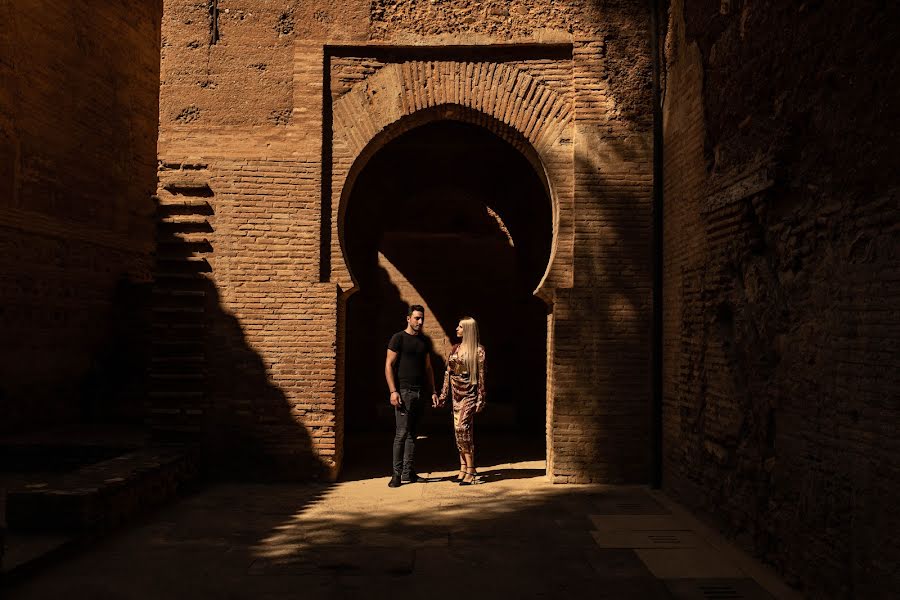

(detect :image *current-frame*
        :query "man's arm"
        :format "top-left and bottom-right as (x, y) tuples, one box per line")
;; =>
(425, 353), (438, 406)
(385, 349), (400, 407)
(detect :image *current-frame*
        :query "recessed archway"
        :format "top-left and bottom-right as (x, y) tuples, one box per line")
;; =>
(339, 116), (553, 477)
(326, 56), (578, 479)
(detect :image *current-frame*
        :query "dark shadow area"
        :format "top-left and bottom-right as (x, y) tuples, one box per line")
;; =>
(0, 0), (164, 578)
(662, 2), (900, 596)
(80, 278), (152, 425)
(0, 1), (161, 435)
(1, 189), (328, 584)
(199, 281), (329, 480)
(341, 120), (552, 477)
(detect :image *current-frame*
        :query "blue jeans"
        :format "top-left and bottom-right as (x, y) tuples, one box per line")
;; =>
(392, 388), (422, 478)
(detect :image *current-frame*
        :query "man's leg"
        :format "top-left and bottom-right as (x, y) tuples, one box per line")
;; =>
(392, 397), (410, 479)
(401, 389), (421, 479)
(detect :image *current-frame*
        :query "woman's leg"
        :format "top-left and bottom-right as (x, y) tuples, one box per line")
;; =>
(459, 399), (477, 484)
(453, 401), (467, 479)
(461, 451), (475, 483)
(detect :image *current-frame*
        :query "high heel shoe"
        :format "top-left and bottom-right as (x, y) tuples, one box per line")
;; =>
(459, 469), (479, 486)
(456, 464), (466, 482)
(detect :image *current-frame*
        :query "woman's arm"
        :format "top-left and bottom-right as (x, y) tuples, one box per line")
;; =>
(438, 346), (455, 406)
(476, 346), (486, 411)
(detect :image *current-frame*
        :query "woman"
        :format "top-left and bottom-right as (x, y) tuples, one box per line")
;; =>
(437, 316), (486, 486)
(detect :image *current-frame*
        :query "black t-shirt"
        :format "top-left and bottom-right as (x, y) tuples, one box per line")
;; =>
(388, 331), (431, 389)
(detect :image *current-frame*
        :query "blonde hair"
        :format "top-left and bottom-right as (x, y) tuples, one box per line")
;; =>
(457, 316), (480, 387)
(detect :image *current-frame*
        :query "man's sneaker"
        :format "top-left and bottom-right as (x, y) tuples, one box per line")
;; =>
(388, 476), (402, 488)
(402, 472), (426, 483)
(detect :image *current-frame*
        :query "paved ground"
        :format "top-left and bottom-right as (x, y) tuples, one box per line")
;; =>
(5, 434), (800, 599)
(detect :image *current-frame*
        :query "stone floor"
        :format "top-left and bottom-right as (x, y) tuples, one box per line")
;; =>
(4, 434), (800, 599)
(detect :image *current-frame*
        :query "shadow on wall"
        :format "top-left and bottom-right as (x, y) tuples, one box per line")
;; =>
(80, 278), (152, 424)
(0, 0), (161, 435)
(663, 1), (899, 595)
(206, 281), (329, 480)
(566, 131), (653, 483)
(149, 275), (328, 481)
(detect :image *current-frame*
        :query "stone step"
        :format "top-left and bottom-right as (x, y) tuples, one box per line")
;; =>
(155, 253), (210, 262)
(149, 387), (205, 397)
(155, 256), (211, 273)
(148, 366), (206, 378)
(159, 214), (209, 225)
(158, 216), (213, 234)
(160, 181), (213, 197)
(151, 288), (207, 298)
(148, 358), (206, 375)
(148, 356), (205, 368)
(145, 421), (204, 437)
(156, 250), (213, 262)
(150, 340), (204, 351)
(150, 318), (205, 331)
(149, 340), (205, 351)
(152, 282), (209, 294)
(0, 532), (77, 583)
(156, 237), (212, 253)
(157, 199), (213, 215)
(0, 426), (148, 472)
(156, 232), (211, 245)
(151, 306), (205, 314)
(148, 372), (204, 381)
(152, 270), (211, 281)
(148, 391), (204, 401)
(149, 327), (205, 340)
(5, 448), (197, 533)
(150, 337), (206, 361)
(158, 196), (211, 206)
(150, 355), (205, 364)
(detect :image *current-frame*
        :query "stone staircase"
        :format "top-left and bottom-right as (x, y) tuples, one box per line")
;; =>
(0, 427), (198, 583)
(149, 182), (214, 435)
(5, 448), (197, 533)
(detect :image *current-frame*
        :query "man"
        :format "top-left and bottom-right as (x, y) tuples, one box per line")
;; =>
(385, 304), (439, 487)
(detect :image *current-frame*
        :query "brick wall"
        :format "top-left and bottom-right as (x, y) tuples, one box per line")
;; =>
(0, 0), (161, 431)
(661, 0), (899, 595)
(159, 0), (654, 483)
(560, 12), (654, 482)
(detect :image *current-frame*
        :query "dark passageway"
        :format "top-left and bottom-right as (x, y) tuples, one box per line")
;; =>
(341, 120), (552, 477)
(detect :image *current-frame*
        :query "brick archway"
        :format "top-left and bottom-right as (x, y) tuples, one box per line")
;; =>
(329, 59), (575, 298)
(329, 57), (576, 476)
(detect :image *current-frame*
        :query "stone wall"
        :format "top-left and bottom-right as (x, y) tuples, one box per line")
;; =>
(0, 0), (161, 431)
(661, 0), (899, 596)
(158, 0), (655, 483)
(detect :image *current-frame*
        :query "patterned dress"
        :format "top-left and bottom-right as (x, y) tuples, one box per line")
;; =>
(439, 344), (486, 454)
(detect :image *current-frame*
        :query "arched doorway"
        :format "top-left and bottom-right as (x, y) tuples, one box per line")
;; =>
(340, 119), (553, 477)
